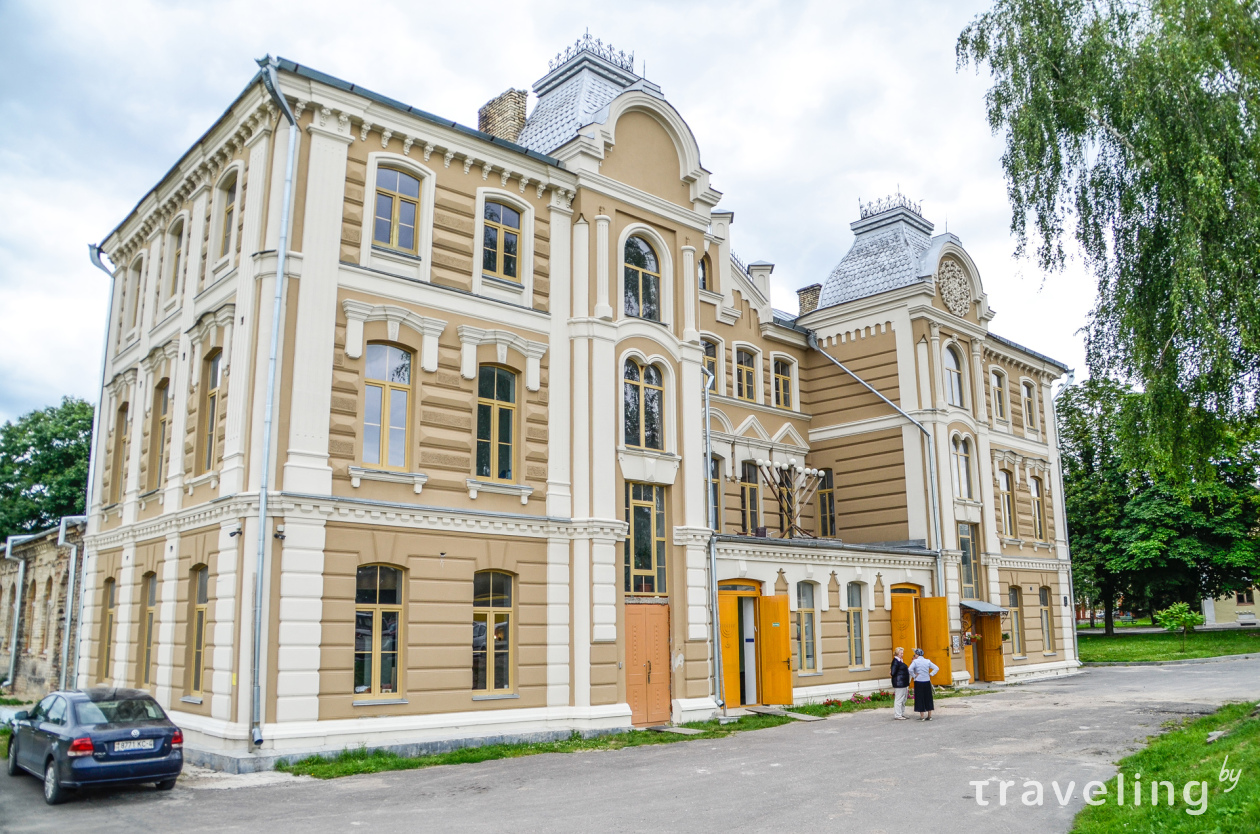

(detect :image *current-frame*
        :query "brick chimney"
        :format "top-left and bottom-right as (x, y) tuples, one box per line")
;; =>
(797, 283), (822, 315)
(478, 89), (528, 142)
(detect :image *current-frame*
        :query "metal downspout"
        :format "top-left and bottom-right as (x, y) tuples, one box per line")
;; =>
(3, 535), (38, 688)
(701, 367), (724, 715)
(57, 516), (86, 691)
(252, 55), (299, 747)
(806, 331), (945, 596)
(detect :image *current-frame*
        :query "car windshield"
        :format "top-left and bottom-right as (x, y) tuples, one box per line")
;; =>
(74, 698), (166, 725)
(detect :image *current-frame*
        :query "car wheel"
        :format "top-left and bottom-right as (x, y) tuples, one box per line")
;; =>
(156, 779), (176, 791)
(43, 759), (67, 805)
(5, 736), (20, 776)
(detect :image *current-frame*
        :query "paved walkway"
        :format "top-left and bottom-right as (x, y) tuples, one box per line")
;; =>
(3, 659), (1257, 833)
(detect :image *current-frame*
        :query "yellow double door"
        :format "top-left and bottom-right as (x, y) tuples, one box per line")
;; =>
(889, 587), (952, 686)
(718, 589), (792, 708)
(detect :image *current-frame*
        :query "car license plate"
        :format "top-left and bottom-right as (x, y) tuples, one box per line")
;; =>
(114, 739), (155, 752)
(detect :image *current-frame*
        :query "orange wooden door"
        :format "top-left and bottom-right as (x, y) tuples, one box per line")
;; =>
(979, 612), (1005, 682)
(890, 595), (917, 658)
(719, 594), (742, 708)
(758, 595), (793, 705)
(917, 596), (953, 686)
(644, 604), (671, 725)
(625, 606), (649, 724)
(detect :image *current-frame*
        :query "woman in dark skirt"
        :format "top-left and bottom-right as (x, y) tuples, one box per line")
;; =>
(906, 648), (939, 720)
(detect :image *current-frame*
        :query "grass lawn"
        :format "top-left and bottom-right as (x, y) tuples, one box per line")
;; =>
(1078, 628), (1260, 662)
(0, 697), (31, 706)
(1078, 618), (1154, 629)
(1072, 701), (1259, 832)
(276, 688), (985, 779)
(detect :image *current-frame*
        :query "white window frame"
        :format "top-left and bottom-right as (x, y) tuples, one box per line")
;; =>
(471, 187), (535, 308)
(209, 163), (245, 283)
(359, 152), (437, 284)
(616, 223), (674, 328)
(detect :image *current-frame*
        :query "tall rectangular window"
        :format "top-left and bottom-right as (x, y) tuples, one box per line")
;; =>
(1030, 477), (1047, 541)
(702, 340), (717, 389)
(482, 201), (521, 282)
(150, 382), (169, 491)
(191, 567), (208, 694)
(110, 403), (129, 504)
(958, 523), (978, 600)
(201, 352), (222, 474)
(990, 371), (1007, 419)
(476, 366), (516, 481)
(773, 360), (792, 409)
(1008, 587), (1025, 657)
(735, 350), (756, 401)
(1022, 382), (1038, 430)
(472, 571), (513, 692)
(817, 469), (835, 537)
(998, 470), (1015, 537)
(708, 456), (721, 532)
(624, 483), (666, 595)
(1039, 586), (1055, 652)
(166, 221), (184, 299)
(373, 168), (421, 253)
(363, 344), (412, 469)
(140, 573), (156, 686)
(795, 583), (816, 672)
(778, 482), (795, 536)
(218, 175), (237, 259)
(739, 462), (759, 534)
(99, 578), (116, 682)
(355, 565), (402, 697)
(847, 583), (865, 668)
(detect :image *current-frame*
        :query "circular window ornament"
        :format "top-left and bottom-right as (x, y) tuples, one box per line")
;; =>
(937, 260), (972, 318)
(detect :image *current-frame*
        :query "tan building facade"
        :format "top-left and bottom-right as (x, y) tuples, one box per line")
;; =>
(80, 38), (1077, 769)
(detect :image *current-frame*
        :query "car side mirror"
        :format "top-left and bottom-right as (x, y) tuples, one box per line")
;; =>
(13, 711), (28, 721)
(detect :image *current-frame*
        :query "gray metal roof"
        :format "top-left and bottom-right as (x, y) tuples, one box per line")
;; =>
(817, 205), (936, 308)
(986, 331), (1071, 372)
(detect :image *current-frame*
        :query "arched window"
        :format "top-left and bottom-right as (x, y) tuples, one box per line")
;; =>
(702, 339), (718, 389)
(697, 256), (709, 291)
(482, 201), (521, 282)
(735, 349), (757, 401)
(739, 461), (760, 534)
(817, 468), (836, 537)
(795, 582), (817, 672)
(847, 582), (865, 668)
(958, 523), (978, 600)
(623, 236), (661, 321)
(139, 572), (157, 686)
(1039, 586), (1055, 652)
(1022, 382), (1038, 429)
(1008, 586), (1025, 656)
(472, 570), (514, 692)
(476, 366), (516, 481)
(190, 566), (208, 694)
(110, 402), (129, 504)
(944, 346), (964, 407)
(125, 259), (143, 331)
(1030, 477), (1046, 541)
(990, 370), (1007, 420)
(622, 359), (664, 450)
(773, 359), (793, 409)
(998, 470), (1015, 536)
(373, 168), (421, 254)
(218, 174), (237, 259)
(166, 220), (184, 300)
(363, 343), (412, 470)
(625, 483), (667, 595)
(355, 565), (402, 697)
(951, 436), (973, 499)
(99, 578), (116, 682)
(149, 380), (169, 491)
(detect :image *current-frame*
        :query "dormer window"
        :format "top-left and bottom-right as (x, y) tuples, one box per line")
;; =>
(373, 168), (420, 254)
(624, 236), (660, 322)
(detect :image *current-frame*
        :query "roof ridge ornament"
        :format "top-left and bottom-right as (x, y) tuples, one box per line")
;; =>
(858, 191), (923, 220)
(549, 30), (635, 73)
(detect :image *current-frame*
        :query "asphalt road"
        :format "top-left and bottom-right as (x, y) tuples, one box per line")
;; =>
(3, 658), (1257, 833)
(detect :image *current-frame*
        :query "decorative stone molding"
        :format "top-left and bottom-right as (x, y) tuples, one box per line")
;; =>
(348, 466), (428, 494)
(617, 449), (681, 486)
(341, 300), (446, 372)
(466, 478), (534, 505)
(937, 259), (972, 318)
(672, 526), (714, 547)
(456, 325), (548, 391)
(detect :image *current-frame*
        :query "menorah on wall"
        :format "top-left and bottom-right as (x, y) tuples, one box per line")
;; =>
(755, 457), (825, 539)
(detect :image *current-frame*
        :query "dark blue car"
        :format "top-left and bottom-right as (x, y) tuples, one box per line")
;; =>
(6, 687), (183, 804)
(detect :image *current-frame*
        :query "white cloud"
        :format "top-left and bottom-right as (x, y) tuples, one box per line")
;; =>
(0, 0), (1095, 423)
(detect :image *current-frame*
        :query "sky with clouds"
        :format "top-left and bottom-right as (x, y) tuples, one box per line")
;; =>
(0, 0), (1096, 425)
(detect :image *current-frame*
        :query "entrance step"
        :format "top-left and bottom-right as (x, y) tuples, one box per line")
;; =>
(743, 706), (826, 722)
(647, 725), (704, 735)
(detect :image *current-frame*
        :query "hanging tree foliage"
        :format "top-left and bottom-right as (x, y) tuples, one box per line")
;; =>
(958, 0), (1260, 474)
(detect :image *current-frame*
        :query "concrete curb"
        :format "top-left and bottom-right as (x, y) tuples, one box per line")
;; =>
(1082, 652), (1260, 667)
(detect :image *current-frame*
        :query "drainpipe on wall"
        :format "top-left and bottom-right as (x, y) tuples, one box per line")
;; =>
(806, 331), (946, 597)
(701, 367), (725, 716)
(3, 534), (38, 689)
(251, 55), (299, 748)
(57, 516), (87, 691)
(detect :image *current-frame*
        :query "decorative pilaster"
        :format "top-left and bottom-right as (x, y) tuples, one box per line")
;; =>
(274, 516), (325, 722)
(594, 214), (612, 319)
(681, 244), (699, 343)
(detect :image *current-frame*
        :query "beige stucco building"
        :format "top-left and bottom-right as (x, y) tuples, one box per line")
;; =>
(79, 38), (1078, 769)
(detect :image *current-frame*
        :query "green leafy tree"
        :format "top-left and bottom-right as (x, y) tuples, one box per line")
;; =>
(0, 397), (94, 540)
(958, 0), (1260, 474)
(1154, 602), (1205, 652)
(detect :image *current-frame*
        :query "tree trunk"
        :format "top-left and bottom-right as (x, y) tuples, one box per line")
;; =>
(1089, 597), (1096, 628)
(1104, 597), (1115, 637)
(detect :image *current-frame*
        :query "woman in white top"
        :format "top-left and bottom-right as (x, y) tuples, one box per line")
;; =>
(907, 648), (939, 720)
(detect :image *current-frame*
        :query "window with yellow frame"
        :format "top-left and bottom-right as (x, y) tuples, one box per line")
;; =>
(355, 565), (402, 698)
(735, 349), (756, 401)
(472, 571), (513, 692)
(218, 175), (237, 260)
(149, 381), (169, 491)
(482, 201), (521, 282)
(99, 578), (116, 682)
(1039, 586), (1055, 652)
(363, 343), (412, 470)
(190, 566), (208, 694)
(773, 359), (793, 409)
(109, 403), (129, 504)
(622, 358), (664, 450)
(1030, 477), (1047, 541)
(702, 339), (718, 389)
(817, 468), (836, 537)
(739, 461), (759, 534)
(166, 220), (183, 299)
(201, 351), (222, 474)
(624, 482), (667, 595)
(1008, 586), (1025, 656)
(373, 168), (421, 254)
(139, 573), (156, 686)
(846, 582), (865, 668)
(998, 469), (1016, 536)
(476, 366), (515, 481)
(795, 582), (817, 672)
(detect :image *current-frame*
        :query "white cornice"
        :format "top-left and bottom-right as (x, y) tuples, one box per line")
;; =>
(573, 171), (711, 231)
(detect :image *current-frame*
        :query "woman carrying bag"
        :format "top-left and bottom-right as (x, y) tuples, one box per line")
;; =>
(907, 648), (939, 721)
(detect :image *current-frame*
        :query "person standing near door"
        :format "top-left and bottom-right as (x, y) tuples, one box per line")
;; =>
(890, 647), (911, 720)
(908, 648), (939, 721)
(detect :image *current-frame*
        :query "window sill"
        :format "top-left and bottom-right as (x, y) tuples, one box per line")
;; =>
(472, 693), (519, 701)
(482, 274), (523, 291)
(372, 244), (422, 262)
(1043, 652), (1058, 657)
(698, 288), (723, 305)
(797, 671), (823, 678)
(185, 470), (219, 494)
(350, 466), (428, 495)
(353, 698), (409, 706)
(180, 696), (203, 705)
(466, 478), (533, 505)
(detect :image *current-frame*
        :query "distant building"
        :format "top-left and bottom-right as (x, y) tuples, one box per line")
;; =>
(79, 36), (1077, 769)
(1203, 588), (1257, 627)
